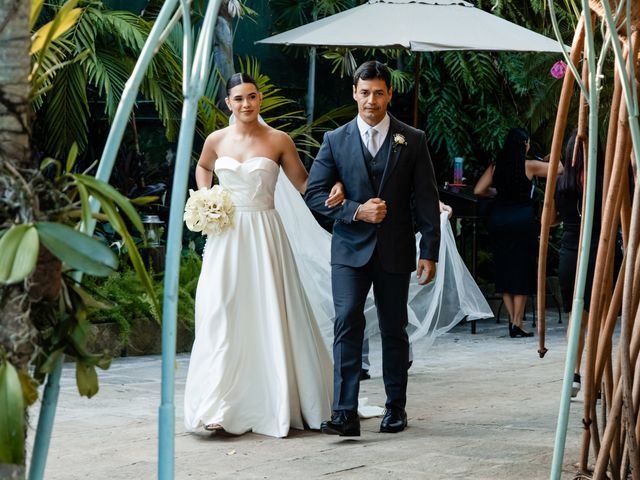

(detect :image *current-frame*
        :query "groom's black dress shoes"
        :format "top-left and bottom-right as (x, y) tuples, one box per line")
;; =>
(380, 408), (407, 433)
(321, 410), (360, 437)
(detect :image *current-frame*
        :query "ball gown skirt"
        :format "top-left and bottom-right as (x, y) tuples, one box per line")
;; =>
(183, 157), (333, 438)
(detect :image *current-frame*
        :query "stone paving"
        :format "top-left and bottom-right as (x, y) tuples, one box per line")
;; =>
(27, 313), (589, 479)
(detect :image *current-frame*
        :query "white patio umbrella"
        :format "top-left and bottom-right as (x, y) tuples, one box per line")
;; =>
(258, 0), (563, 52)
(257, 0), (564, 125)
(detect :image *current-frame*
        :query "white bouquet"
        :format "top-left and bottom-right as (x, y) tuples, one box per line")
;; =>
(183, 186), (235, 236)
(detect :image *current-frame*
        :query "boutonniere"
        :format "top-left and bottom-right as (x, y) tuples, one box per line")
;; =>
(392, 133), (407, 151)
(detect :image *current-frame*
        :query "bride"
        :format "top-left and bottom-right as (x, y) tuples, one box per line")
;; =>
(183, 73), (344, 437)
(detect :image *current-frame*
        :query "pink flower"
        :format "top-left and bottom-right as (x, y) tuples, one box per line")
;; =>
(550, 60), (567, 79)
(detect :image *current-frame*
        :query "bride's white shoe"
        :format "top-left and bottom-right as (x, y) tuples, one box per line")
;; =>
(204, 423), (224, 432)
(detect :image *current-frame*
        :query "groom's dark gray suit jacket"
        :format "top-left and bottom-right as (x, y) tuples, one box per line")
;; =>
(305, 114), (440, 273)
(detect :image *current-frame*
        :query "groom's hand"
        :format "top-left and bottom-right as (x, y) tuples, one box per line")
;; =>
(416, 259), (436, 285)
(355, 198), (387, 223)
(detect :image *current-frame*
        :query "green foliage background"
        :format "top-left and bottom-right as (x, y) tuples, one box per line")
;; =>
(259, 0), (586, 181)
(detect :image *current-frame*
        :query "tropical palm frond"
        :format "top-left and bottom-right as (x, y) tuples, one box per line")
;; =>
(469, 103), (512, 156)
(31, 0), (185, 157)
(420, 70), (469, 158)
(388, 67), (412, 94)
(442, 51), (498, 96)
(139, 74), (182, 141)
(269, 0), (311, 30)
(66, 5), (98, 55)
(98, 9), (148, 52)
(201, 67), (225, 108)
(301, 104), (355, 134)
(322, 48), (358, 78)
(139, 0), (163, 19)
(525, 77), (563, 134)
(196, 96), (228, 140)
(313, 0), (357, 18)
(164, 17), (185, 59)
(42, 62), (90, 158)
(288, 104), (356, 163)
(83, 49), (133, 119)
(193, 67), (226, 141)
(31, 39), (76, 109)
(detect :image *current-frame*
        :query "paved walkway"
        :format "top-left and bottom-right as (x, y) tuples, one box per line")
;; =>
(28, 313), (588, 479)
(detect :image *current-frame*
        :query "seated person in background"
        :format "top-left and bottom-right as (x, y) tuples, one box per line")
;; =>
(474, 128), (563, 338)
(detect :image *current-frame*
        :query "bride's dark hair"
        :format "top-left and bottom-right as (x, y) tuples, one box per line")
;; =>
(226, 72), (258, 95)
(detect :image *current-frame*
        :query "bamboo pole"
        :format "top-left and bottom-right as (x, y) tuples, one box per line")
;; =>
(604, 362), (621, 480)
(618, 31), (640, 480)
(634, 329), (640, 446)
(593, 285), (640, 478)
(571, 9), (604, 472)
(593, 202), (640, 478)
(578, 44), (623, 471)
(537, 17), (585, 358)
(580, 59), (631, 469)
(594, 259), (626, 394)
(603, 66), (622, 195)
(593, 65), (623, 349)
(621, 159), (632, 250)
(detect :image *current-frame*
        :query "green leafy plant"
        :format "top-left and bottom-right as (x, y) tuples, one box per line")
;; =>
(31, 0), (183, 159)
(85, 248), (202, 343)
(0, 144), (160, 401)
(0, 352), (26, 465)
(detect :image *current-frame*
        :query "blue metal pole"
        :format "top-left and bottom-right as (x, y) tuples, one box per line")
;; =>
(158, 2), (222, 478)
(27, 360), (62, 480)
(157, 98), (197, 479)
(27, 2), (180, 479)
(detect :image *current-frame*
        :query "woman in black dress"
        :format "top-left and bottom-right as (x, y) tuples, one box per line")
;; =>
(474, 128), (562, 337)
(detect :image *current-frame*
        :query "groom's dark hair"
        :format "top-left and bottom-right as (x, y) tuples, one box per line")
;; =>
(353, 61), (391, 90)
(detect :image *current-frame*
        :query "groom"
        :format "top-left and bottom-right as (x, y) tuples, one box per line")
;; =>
(305, 60), (441, 436)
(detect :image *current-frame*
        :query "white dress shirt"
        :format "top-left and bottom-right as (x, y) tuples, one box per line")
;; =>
(357, 114), (390, 156)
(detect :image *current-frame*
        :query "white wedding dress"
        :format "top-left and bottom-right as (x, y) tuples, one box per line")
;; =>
(183, 156), (333, 437)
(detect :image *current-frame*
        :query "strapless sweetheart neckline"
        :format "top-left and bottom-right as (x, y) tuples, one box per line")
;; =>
(216, 156), (278, 167)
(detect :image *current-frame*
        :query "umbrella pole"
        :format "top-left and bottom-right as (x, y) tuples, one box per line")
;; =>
(306, 47), (317, 125)
(413, 52), (421, 128)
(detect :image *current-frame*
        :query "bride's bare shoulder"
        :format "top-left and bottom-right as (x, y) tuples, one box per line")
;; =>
(203, 126), (232, 150)
(265, 126), (294, 145)
(207, 126), (232, 141)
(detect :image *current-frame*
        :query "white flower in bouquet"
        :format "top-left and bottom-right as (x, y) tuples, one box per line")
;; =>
(183, 186), (235, 236)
